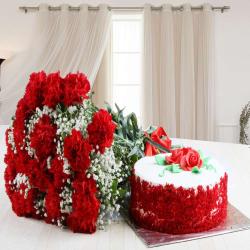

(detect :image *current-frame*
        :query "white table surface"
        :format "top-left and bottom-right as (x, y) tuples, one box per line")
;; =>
(0, 125), (250, 250)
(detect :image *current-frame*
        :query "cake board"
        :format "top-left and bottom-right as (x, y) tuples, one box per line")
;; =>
(122, 203), (250, 248)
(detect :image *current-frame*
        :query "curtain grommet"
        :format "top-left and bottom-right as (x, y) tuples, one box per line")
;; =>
(162, 4), (172, 12)
(38, 4), (49, 11)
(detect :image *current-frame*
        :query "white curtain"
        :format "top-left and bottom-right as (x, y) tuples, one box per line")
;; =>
(0, 4), (111, 125)
(142, 3), (215, 140)
(92, 36), (112, 108)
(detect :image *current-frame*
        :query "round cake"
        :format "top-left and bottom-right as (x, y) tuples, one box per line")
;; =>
(130, 147), (228, 234)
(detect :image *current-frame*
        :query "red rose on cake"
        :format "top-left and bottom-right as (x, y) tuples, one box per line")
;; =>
(165, 148), (184, 164)
(166, 147), (203, 171)
(180, 148), (203, 171)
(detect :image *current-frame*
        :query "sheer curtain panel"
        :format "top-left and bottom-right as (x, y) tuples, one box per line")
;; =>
(142, 3), (215, 140)
(0, 4), (111, 124)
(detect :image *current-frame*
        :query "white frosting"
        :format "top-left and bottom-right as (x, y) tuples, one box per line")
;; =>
(134, 153), (227, 189)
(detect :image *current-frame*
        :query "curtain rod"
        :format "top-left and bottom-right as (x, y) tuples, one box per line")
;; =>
(19, 5), (230, 13)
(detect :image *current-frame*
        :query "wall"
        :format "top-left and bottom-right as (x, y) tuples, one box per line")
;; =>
(0, 0), (249, 143)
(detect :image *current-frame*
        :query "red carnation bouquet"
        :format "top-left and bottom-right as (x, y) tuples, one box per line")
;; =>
(4, 71), (132, 233)
(4, 71), (173, 234)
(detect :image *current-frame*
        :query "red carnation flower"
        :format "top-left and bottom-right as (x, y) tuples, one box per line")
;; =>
(10, 187), (38, 217)
(45, 185), (61, 223)
(30, 115), (57, 160)
(4, 154), (39, 218)
(87, 109), (116, 153)
(4, 145), (18, 194)
(13, 98), (33, 150)
(7, 150), (49, 192)
(5, 148), (34, 183)
(30, 160), (50, 192)
(49, 157), (69, 190)
(43, 72), (63, 108)
(67, 177), (100, 233)
(24, 71), (47, 110)
(64, 129), (92, 173)
(15, 97), (33, 121)
(4, 146), (50, 194)
(63, 72), (90, 106)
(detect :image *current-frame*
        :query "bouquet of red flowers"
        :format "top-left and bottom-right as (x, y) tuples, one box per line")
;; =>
(4, 71), (135, 233)
(4, 71), (172, 234)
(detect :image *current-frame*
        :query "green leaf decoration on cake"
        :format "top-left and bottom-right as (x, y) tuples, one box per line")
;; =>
(205, 164), (216, 172)
(159, 169), (165, 177)
(158, 164), (183, 177)
(203, 156), (211, 166)
(166, 164), (182, 173)
(198, 150), (204, 159)
(191, 166), (202, 174)
(156, 149), (217, 177)
(155, 154), (166, 165)
(198, 150), (217, 172)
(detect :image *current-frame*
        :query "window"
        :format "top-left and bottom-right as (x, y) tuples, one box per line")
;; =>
(111, 13), (143, 122)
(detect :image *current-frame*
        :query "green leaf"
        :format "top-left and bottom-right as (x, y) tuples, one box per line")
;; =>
(128, 146), (140, 158)
(146, 126), (157, 134)
(118, 188), (127, 198)
(158, 169), (165, 177)
(121, 118), (128, 138)
(155, 154), (166, 165)
(130, 154), (139, 165)
(111, 179), (118, 194)
(165, 165), (172, 171)
(202, 156), (211, 166)
(126, 113), (139, 141)
(171, 164), (182, 173)
(105, 102), (112, 113)
(158, 164), (182, 177)
(130, 113), (139, 132)
(198, 150), (204, 159)
(206, 164), (216, 172)
(192, 166), (201, 174)
(115, 103), (122, 113)
(126, 117), (134, 140)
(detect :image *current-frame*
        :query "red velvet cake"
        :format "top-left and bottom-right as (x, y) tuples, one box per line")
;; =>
(130, 148), (228, 234)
